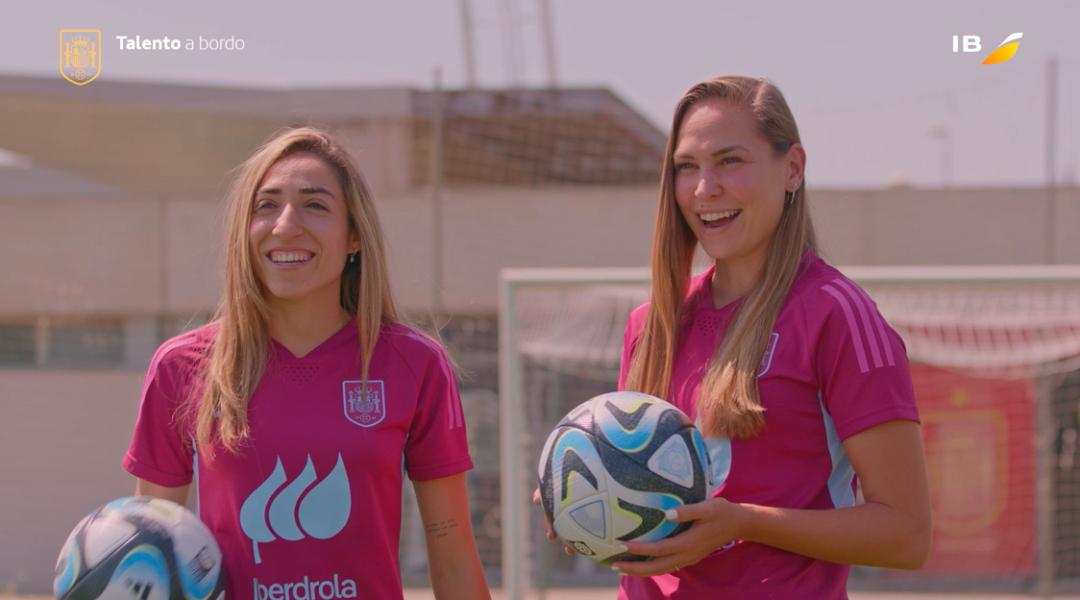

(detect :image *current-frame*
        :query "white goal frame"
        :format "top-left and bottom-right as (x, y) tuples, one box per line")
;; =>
(498, 265), (1080, 599)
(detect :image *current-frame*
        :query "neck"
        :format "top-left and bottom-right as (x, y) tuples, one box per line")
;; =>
(267, 293), (352, 358)
(710, 249), (768, 309)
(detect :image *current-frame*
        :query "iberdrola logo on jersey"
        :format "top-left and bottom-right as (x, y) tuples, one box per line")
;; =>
(239, 454), (350, 564)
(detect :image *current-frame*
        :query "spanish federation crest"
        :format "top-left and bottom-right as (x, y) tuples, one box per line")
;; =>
(343, 380), (386, 428)
(59, 29), (102, 86)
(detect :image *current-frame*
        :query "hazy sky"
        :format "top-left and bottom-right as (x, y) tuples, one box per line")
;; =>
(4, 0), (1078, 188)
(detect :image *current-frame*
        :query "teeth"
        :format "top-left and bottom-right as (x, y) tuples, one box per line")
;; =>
(701, 209), (740, 222)
(270, 250), (313, 263)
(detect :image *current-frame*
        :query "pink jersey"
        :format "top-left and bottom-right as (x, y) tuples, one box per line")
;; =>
(617, 251), (919, 600)
(123, 319), (472, 600)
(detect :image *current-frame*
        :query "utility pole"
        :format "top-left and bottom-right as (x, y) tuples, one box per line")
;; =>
(497, 0), (523, 86)
(458, 0), (477, 89)
(538, 0), (558, 88)
(431, 68), (444, 315)
(929, 125), (952, 188)
(1045, 56), (1058, 264)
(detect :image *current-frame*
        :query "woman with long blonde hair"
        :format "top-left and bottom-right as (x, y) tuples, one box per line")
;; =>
(124, 127), (490, 600)
(607, 76), (931, 597)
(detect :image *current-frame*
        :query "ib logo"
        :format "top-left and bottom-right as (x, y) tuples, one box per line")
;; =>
(59, 29), (102, 86)
(239, 455), (351, 564)
(952, 32), (1023, 64)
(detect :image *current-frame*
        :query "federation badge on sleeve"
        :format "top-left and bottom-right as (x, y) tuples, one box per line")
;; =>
(342, 380), (386, 428)
(757, 332), (780, 377)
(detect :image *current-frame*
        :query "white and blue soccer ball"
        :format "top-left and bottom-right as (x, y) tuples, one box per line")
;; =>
(54, 496), (225, 600)
(537, 391), (713, 564)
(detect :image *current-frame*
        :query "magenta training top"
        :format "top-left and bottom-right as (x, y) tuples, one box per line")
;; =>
(617, 251), (919, 600)
(124, 319), (472, 600)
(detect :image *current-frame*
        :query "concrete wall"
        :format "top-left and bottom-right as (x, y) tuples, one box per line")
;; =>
(0, 193), (225, 316)
(0, 92), (275, 198)
(336, 118), (416, 198)
(381, 186), (658, 314)
(2, 185), (1077, 318)
(0, 370), (143, 591)
(0, 194), (164, 315)
(0, 87), (417, 200)
(809, 187), (1080, 266)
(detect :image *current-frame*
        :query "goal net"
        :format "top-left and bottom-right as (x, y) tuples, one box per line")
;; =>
(497, 265), (1080, 597)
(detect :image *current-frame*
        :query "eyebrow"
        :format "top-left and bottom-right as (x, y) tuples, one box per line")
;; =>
(256, 186), (335, 196)
(673, 145), (750, 161)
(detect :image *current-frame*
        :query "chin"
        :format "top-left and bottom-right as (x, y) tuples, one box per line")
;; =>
(700, 246), (739, 262)
(264, 279), (340, 305)
(265, 289), (310, 302)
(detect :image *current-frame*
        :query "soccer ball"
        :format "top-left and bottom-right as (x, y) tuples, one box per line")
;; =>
(54, 496), (225, 600)
(537, 391), (713, 564)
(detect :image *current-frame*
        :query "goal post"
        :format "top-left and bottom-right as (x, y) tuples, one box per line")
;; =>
(498, 264), (1080, 598)
(499, 268), (649, 599)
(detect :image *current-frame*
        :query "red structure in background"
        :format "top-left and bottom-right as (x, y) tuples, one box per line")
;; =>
(911, 362), (1036, 576)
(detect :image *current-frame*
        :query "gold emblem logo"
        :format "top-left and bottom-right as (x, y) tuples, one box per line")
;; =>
(59, 29), (102, 86)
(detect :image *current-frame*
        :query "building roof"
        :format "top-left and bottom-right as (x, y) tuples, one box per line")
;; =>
(0, 75), (666, 190)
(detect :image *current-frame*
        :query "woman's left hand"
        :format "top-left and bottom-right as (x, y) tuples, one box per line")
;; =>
(612, 496), (744, 577)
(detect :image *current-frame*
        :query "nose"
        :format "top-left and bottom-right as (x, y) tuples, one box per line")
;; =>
(272, 202), (303, 237)
(695, 168), (721, 200)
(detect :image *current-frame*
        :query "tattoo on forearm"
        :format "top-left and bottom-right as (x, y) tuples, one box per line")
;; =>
(425, 518), (460, 540)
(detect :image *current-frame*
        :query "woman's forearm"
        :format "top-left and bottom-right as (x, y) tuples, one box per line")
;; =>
(415, 473), (492, 600)
(733, 500), (931, 569)
(428, 531), (489, 600)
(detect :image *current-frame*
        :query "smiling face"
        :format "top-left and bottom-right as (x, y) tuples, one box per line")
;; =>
(673, 98), (802, 274)
(249, 152), (359, 312)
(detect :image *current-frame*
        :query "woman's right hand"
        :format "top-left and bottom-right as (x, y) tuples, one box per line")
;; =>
(533, 487), (576, 556)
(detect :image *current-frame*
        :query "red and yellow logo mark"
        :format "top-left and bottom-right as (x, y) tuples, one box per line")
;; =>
(983, 32), (1023, 65)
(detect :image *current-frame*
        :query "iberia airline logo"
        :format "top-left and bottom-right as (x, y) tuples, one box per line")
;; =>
(953, 32), (1023, 65)
(983, 32), (1023, 65)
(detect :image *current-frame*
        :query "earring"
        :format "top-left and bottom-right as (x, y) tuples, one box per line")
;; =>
(786, 181), (802, 206)
(348, 252), (357, 264)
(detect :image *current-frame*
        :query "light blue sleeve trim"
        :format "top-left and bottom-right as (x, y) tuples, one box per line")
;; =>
(820, 393), (856, 508)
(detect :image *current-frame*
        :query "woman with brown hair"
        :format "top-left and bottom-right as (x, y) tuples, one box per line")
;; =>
(124, 127), (490, 600)
(610, 76), (931, 598)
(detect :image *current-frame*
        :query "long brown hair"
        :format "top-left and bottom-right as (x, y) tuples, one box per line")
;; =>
(624, 76), (818, 439)
(192, 126), (399, 455)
